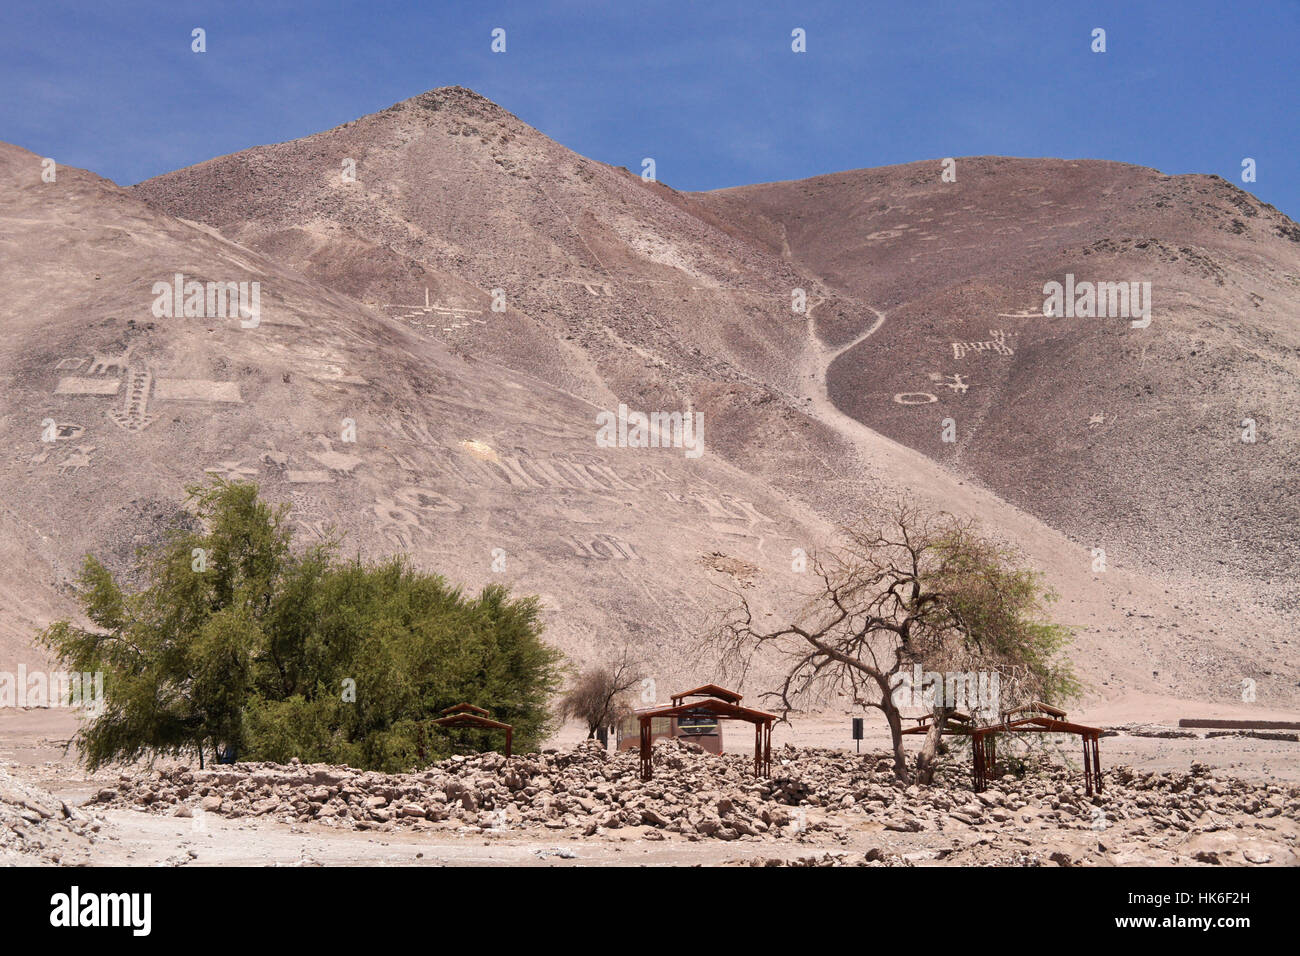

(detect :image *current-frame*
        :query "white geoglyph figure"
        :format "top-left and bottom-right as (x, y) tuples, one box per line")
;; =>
(951, 329), (1013, 359)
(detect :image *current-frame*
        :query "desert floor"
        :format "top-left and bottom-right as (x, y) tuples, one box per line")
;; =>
(3, 698), (1296, 867)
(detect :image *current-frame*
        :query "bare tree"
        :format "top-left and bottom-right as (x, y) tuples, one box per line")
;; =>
(560, 647), (643, 738)
(714, 501), (1077, 784)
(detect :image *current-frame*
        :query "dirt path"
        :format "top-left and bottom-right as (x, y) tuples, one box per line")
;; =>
(796, 299), (1105, 567)
(63, 800), (1298, 868)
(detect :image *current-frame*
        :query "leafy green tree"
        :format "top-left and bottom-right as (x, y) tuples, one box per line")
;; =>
(40, 479), (564, 772)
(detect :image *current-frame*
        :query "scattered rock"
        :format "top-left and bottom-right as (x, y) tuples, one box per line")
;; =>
(80, 739), (1300, 860)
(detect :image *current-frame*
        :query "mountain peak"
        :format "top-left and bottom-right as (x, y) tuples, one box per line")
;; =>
(385, 85), (510, 120)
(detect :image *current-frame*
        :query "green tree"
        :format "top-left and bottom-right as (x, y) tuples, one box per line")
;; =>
(40, 479), (564, 772)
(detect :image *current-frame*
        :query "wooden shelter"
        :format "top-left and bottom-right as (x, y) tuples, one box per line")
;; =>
(671, 684), (744, 706)
(900, 700), (1104, 794)
(636, 686), (776, 781)
(430, 702), (513, 757)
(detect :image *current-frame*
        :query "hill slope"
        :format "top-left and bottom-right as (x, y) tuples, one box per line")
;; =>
(0, 140), (830, 692)
(4, 87), (1292, 711)
(698, 157), (1300, 606)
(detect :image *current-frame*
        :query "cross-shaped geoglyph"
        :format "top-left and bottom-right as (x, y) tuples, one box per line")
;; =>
(53, 350), (242, 434)
(382, 288), (484, 329)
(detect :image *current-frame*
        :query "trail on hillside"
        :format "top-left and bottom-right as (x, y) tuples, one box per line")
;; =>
(795, 299), (1096, 553)
(788, 300), (1282, 712)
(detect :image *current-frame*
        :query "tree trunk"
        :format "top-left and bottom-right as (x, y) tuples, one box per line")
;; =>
(878, 695), (910, 783)
(914, 706), (952, 785)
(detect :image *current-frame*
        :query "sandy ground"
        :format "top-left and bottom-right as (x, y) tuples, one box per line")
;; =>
(4, 703), (1296, 866)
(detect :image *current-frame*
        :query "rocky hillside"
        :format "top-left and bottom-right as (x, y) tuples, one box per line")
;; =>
(699, 157), (1300, 605)
(0, 139), (824, 690)
(125, 88), (1300, 709)
(0, 86), (1293, 712)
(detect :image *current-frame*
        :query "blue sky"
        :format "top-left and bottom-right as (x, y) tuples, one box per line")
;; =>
(2, 0), (1296, 216)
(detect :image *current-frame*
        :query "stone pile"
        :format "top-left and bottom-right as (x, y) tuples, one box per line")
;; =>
(729, 848), (911, 867)
(1, 763), (102, 865)
(87, 741), (1299, 846)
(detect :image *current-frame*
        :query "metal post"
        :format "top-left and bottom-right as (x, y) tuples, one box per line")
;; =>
(640, 716), (652, 781)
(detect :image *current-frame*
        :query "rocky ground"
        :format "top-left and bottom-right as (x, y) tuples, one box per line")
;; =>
(0, 764), (100, 865)
(4, 704), (1296, 866)
(58, 738), (1298, 867)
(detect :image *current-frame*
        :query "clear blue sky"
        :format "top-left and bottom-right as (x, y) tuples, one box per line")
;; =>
(2, 0), (1296, 216)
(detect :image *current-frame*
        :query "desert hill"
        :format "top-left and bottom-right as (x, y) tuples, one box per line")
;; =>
(0, 86), (1293, 714)
(699, 157), (1300, 606)
(0, 140), (827, 692)
(133, 90), (1299, 611)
